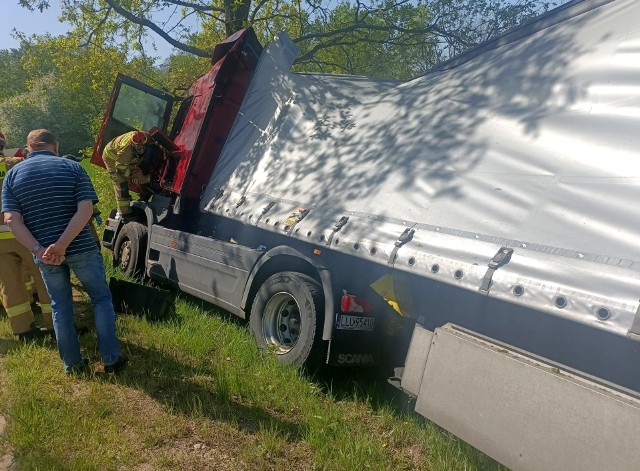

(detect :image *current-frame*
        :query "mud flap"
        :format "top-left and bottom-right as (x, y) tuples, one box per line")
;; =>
(109, 278), (174, 320)
(326, 323), (380, 366)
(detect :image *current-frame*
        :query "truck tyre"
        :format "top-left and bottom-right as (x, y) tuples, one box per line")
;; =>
(250, 272), (324, 368)
(113, 222), (148, 278)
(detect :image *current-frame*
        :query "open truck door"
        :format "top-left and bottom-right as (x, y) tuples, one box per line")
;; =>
(92, 30), (261, 216)
(91, 74), (174, 168)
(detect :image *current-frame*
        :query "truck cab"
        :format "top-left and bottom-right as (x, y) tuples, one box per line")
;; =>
(92, 28), (262, 219)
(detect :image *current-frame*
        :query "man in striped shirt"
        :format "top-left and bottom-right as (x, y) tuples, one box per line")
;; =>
(2, 129), (126, 374)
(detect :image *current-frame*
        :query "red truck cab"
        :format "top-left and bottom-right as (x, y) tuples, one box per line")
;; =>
(91, 28), (262, 217)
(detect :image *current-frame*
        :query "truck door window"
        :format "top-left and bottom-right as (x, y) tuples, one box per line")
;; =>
(113, 83), (171, 131)
(91, 74), (174, 166)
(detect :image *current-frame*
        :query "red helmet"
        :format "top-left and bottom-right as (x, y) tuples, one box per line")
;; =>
(132, 131), (147, 145)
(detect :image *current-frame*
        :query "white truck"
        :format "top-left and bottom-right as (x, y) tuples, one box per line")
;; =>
(92, 1), (640, 469)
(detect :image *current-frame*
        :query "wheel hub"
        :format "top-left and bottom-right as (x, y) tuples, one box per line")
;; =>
(119, 239), (131, 270)
(262, 292), (301, 354)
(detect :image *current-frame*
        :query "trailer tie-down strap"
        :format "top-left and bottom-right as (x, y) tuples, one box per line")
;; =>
(256, 201), (275, 223)
(478, 246), (513, 295)
(388, 228), (415, 265)
(326, 216), (349, 247)
(203, 188), (224, 212)
(235, 196), (246, 208)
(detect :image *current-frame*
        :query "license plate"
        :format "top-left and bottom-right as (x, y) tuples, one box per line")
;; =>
(336, 314), (374, 331)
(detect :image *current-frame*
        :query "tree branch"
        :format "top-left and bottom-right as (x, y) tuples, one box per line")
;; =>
(79, 6), (112, 48)
(164, 0), (225, 13)
(103, 0), (211, 57)
(293, 19), (473, 65)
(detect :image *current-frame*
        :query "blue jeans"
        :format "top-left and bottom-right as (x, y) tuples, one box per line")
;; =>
(37, 250), (121, 372)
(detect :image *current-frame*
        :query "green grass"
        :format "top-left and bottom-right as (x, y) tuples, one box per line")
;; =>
(84, 157), (121, 222)
(0, 302), (507, 470)
(0, 161), (508, 470)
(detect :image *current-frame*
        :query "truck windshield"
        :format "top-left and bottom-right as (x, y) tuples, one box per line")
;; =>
(113, 83), (170, 131)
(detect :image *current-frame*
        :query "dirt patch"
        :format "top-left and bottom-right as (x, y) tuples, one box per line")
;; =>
(0, 452), (16, 471)
(0, 360), (16, 471)
(70, 284), (96, 331)
(0, 415), (15, 471)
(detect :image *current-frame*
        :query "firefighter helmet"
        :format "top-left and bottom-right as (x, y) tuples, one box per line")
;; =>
(132, 131), (148, 145)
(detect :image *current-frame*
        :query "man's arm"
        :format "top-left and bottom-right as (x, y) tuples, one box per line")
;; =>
(3, 211), (48, 261)
(42, 200), (94, 259)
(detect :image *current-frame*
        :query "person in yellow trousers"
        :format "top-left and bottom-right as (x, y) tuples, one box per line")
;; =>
(101, 130), (161, 218)
(0, 131), (54, 340)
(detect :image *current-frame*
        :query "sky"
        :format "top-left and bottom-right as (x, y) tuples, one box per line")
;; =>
(1, 1), (69, 49)
(0, 1), (179, 60)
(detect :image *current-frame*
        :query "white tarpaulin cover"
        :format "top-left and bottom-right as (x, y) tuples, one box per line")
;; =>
(202, 0), (640, 341)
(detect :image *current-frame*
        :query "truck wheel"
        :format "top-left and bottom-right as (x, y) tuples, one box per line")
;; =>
(113, 222), (148, 278)
(250, 272), (324, 368)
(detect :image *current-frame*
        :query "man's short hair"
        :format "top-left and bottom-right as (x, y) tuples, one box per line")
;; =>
(27, 129), (58, 149)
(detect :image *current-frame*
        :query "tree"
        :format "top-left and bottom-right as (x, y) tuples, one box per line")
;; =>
(0, 49), (29, 102)
(302, 2), (437, 78)
(18, 0), (558, 78)
(0, 32), (157, 153)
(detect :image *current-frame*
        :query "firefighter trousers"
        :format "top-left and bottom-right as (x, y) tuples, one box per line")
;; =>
(0, 236), (53, 334)
(102, 149), (133, 215)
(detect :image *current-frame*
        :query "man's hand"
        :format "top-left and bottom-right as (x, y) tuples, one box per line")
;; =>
(42, 243), (66, 265)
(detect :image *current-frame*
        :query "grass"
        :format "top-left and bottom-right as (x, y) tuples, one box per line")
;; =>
(0, 162), (508, 470)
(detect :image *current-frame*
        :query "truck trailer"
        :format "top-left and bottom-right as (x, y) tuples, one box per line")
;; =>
(91, 1), (640, 469)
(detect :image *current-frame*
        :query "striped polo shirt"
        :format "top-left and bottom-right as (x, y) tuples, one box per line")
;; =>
(1, 151), (98, 256)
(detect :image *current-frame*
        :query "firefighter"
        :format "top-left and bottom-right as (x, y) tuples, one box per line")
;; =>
(0, 131), (54, 339)
(101, 131), (162, 218)
(1, 136), (37, 300)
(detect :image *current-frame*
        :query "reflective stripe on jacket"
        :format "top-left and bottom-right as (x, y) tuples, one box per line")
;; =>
(103, 131), (147, 176)
(1, 155), (23, 236)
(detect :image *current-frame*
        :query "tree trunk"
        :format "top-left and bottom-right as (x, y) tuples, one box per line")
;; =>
(224, 0), (252, 36)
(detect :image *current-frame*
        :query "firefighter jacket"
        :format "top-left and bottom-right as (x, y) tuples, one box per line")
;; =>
(102, 131), (147, 177)
(0, 153), (23, 238)
(0, 151), (54, 335)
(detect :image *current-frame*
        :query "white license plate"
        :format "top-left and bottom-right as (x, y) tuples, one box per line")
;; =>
(337, 314), (375, 331)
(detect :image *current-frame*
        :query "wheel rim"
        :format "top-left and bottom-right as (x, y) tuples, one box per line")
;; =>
(262, 292), (301, 354)
(118, 239), (132, 271)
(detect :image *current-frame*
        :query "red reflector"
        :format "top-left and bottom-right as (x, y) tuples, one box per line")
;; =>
(341, 292), (372, 314)
(341, 294), (353, 313)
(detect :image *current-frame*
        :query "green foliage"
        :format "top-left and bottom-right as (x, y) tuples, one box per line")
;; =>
(0, 32), (157, 153)
(15, 1), (558, 77)
(159, 53), (212, 95)
(297, 2), (437, 79)
(0, 49), (29, 103)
